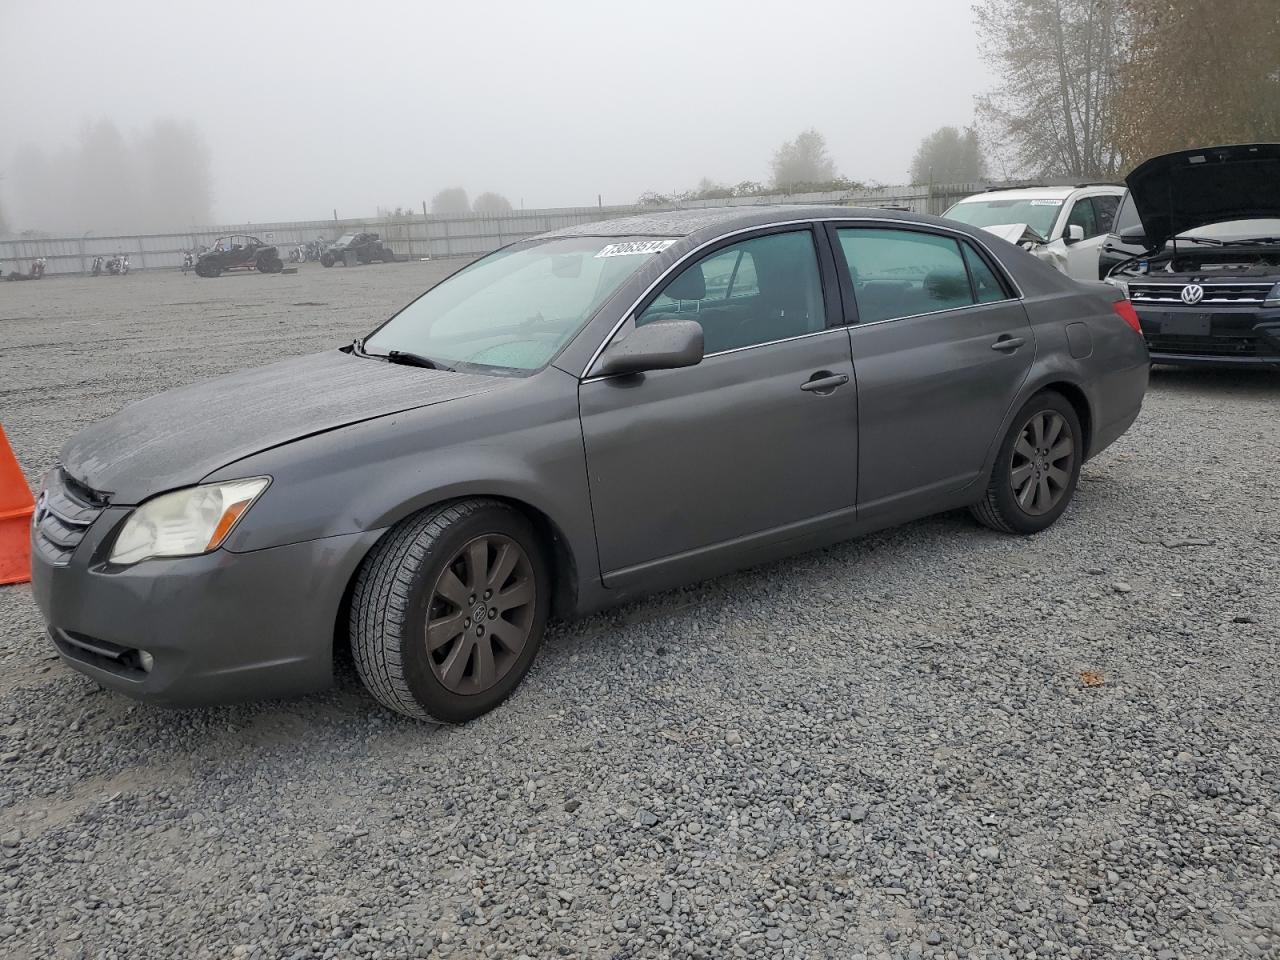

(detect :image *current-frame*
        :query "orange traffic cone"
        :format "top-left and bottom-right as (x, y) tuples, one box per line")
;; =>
(0, 425), (35, 586)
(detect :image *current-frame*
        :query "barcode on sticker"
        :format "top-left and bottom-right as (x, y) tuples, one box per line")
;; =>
(595, 239), (678, 258)
(1029, 199), (1062, 206)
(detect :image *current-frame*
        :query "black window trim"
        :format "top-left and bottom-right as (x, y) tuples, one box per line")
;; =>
(605, 222), (845, 364)
(823, 220), (1020, 328)
(580, 216), (1023, 378)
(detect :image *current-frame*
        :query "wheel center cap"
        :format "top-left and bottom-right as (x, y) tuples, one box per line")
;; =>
(472, 602), (487, 622)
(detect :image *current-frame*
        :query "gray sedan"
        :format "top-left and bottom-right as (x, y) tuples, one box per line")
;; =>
(31, 206), (1149, 721)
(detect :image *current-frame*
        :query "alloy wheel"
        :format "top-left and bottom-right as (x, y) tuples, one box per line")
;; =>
(1009, 410), (1075, 516)
(425, 534), (536, 695)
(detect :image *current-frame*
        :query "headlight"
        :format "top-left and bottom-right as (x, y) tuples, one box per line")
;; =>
(109, 478), (270, 565)
(1106, 277), (1129, 298)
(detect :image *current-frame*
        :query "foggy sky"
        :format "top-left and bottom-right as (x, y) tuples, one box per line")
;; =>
(0, 0), (994, 226)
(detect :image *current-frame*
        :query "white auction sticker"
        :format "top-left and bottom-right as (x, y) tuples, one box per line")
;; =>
(1029, 199), (1063, 206)
(595, 239), (678, 258)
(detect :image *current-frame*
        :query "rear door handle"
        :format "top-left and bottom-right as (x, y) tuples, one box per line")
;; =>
(800, 373), (850, 394)
(991, 336), (1026, 352)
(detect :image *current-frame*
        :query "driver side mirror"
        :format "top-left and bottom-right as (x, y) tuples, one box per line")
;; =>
(1118, 227), (1148, 246)
(594, 320), (704, 377)
(1064, 224), (1086, 245)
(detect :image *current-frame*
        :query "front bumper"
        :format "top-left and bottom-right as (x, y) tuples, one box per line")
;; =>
(30, 508), (383, 706)
(1135, 304), (1280, 368)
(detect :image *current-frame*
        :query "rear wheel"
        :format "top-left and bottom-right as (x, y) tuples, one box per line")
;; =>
(350, 499), (550, 722)
(971, 390), (1082, 535)
(320, 252), (335, 267)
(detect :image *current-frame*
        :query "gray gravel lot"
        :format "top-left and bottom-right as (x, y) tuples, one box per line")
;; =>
(0, 265), (1278, 960)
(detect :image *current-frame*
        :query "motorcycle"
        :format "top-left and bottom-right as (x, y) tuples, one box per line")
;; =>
(289, 245), (304, 264)
(182, 251), (194, 273)
(91, 256), (104, 276)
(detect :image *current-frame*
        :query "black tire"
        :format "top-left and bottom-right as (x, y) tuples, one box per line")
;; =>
(320, 252), (335, 267)
(349, 499), (550, 722)
(970, 390), (1082, 535)
(265, 257), (284, 273)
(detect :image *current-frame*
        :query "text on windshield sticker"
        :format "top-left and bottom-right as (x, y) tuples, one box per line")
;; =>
(595, 239), (678, 258)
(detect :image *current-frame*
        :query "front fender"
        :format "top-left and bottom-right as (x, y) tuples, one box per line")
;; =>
(203, 368), (601, 603)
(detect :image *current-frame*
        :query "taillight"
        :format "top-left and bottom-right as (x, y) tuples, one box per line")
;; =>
(1112, 299), (1142, 334)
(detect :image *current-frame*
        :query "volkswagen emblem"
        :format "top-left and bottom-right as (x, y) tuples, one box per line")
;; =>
(1180, 284), (1205, 305)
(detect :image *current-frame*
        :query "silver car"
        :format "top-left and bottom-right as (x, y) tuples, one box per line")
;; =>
(31, 206), (1149, 721)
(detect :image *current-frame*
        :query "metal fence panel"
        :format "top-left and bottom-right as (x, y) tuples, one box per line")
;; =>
(0, 185), (1006, 276)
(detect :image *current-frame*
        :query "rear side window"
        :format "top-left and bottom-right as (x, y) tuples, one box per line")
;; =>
(838, 228), (976, 323)
(961, 243), (1007, 303)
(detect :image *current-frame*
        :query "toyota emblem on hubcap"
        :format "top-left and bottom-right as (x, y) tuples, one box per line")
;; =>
(1181, 283), (1204, 305)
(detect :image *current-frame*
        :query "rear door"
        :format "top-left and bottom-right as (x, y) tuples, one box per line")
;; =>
(579, 226), (859, 583)
(827, 222), (1034, 521)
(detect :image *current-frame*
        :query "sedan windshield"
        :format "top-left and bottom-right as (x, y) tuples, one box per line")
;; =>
(945, 198), (1063, 239)
(363, 236), (674, 372)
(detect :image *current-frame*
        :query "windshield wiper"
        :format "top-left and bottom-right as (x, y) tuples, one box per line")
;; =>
(385, 350), (455, 372)
(1219, 237), (1280, 247)
(1177, 236), (1225, 246)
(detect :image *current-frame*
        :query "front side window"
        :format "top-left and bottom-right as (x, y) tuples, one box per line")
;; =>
(838, 228), (978, 323)
(1066, 199), (1100, 239)
(1091, 195), (1121, 234)
(364, 235), (673, 372)
(637, 230), (825, 354)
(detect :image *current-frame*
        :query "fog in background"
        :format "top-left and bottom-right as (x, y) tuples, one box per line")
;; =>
(0, 0), (993, 233)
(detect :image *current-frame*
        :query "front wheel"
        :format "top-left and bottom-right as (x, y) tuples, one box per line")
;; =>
(350, 499), (550, 722)
(970, 390), (1082, 535)
(320, 252), (335, 267)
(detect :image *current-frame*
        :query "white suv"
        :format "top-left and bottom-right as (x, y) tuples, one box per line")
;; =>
(944, 184), (1126, 281)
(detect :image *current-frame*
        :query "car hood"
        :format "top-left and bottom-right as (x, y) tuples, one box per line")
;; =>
(60, 350), (501, 503)
(1126, 143), (1280, 248)
(979, 223), (1040, 245)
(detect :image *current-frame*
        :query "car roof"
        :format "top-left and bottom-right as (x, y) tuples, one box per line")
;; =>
(955, 184), (1124, 203)
(540, 204), (963, 241)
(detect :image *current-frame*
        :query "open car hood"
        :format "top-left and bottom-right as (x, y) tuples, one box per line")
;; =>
(1126, 143), (1280, 248)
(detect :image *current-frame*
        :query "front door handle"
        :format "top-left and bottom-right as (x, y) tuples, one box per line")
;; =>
(991, 335), (1026, 352)
(800, 372), (850, 394)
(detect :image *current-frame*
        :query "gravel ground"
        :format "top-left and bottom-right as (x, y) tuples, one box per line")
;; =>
(0, 265), (1277, 960)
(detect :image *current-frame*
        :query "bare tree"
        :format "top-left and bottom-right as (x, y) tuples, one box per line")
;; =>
(974, 0), (1130, 179)
(770, 129), (838, 190)
(430, 187), (471, 216)
(909, 126), (988, 184)
(1114, 0), (1280, 165)
(472, 192), (513, 215)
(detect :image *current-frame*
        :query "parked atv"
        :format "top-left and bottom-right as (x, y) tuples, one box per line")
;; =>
(320, 232), (397, 267)
(194, 235), (285, 278)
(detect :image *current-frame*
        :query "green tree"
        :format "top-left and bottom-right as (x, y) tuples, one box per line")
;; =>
(472, 192), (514, 215)
(430, 187), (471, 216)
(770, 129), (838, 190)
(909, 126), (988, 184)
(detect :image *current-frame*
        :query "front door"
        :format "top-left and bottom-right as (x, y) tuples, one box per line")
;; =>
(579, 227), (859, 581)
(827, 223), (1035, 520)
